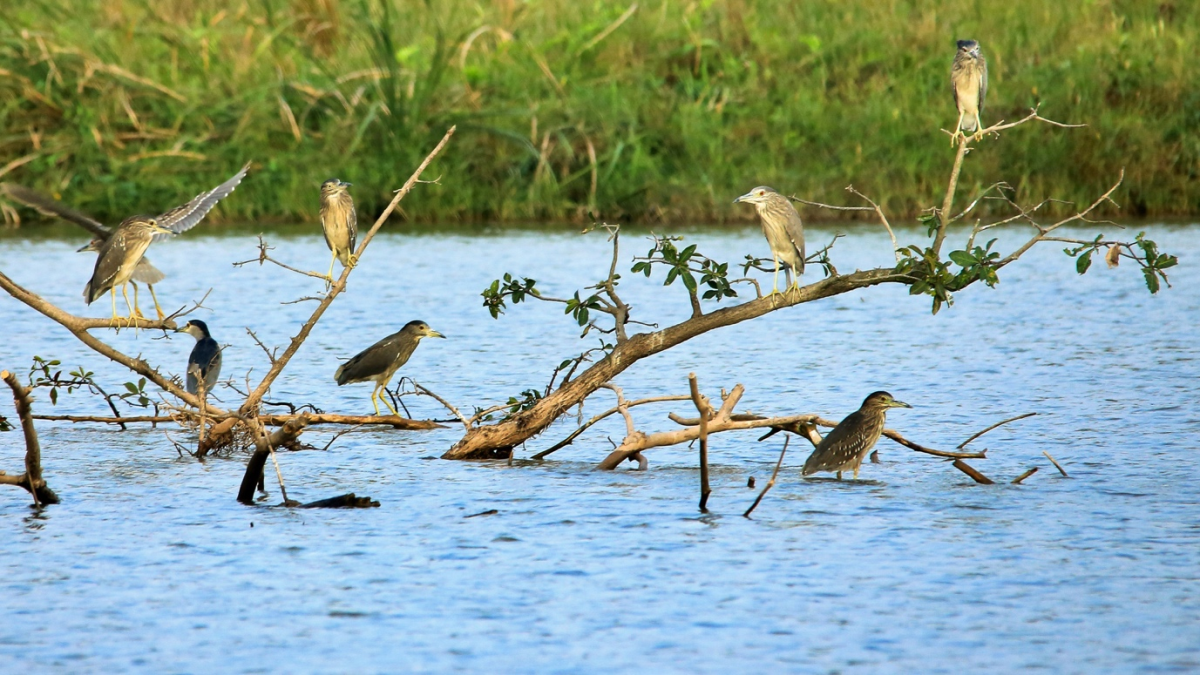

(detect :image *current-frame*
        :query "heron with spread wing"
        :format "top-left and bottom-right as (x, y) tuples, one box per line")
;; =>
(1, 164), (249, 321)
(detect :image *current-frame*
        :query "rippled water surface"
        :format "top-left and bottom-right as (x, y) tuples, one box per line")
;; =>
(1, 223), (1197, 673)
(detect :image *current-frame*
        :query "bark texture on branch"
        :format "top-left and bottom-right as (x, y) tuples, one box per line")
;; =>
(0, 370), (59, 505)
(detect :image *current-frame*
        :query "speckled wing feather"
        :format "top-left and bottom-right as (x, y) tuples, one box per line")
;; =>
(85, 227), (137, 303)
(153, 162), (250, 241)
(0, 183), (111, 238)
(782, 205), (805, 274)
(802, 409), (881, 475)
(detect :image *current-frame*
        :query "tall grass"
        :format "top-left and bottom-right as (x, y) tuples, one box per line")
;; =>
(1, 0), (1196, 225)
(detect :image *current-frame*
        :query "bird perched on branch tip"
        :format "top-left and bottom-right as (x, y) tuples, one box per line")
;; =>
(5, 164), (248, 322)
(733, 186), (805, 295)
(319, 178), (357, 283)
(335, 320), (445, 416)
(951, 39), (988, 145)
(803, 391), (911, 480)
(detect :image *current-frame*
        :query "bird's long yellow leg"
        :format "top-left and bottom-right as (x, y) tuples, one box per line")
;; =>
(836, 471), (842, 480)
(951, 112), (965, 146)
(131, 282), (145, 319)
(345, 251), (358, 269)
(973, 113), (985, 142)
(325, 251), (337, 284)
(769, 257), (782, 297)
(148, 284), (165, 320)
(110, 288), (120, 325)
(853, 466), (860, 480)
(370, 386), (382, 416)
(121, 284), (139, 330)
(381, 392), (400, 417)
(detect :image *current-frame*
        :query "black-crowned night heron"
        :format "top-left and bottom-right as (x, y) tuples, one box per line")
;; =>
(803, 391), (911, 480)
(319, 179), (357, 282)
(951, 39), (988, 144)
(733, 186), (805, 294)
(334, 320), (444, 416)
(177, 319), (222, 397)
(3, 165), (248, 320)
(84, 216), (175, 323)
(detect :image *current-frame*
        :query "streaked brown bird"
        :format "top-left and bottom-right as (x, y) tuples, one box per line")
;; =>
(733, 186), (805, 295)
(803, 391), (912, 480)
(951, 39), (988, 144)
(334, 320), (445, 416)
(319, 178), (357, 282)
(2, 164), (249, 319)
(84, 216), (176, 323)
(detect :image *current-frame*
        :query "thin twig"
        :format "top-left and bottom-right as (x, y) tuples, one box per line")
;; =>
(532, 394), (691, 459)
(412, 382), (469, 430)
(957, 412), (1037, 449)
(743, 436), (788, 518)
(1011, 467), (1038, 485)
(1043, 451), (1069, 477)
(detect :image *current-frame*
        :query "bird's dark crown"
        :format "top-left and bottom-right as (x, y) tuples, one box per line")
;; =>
(957, 39), (980, 51)
(403, 320), (430, 332)
(863, 391), (897, 406)
(321, 179), (350, 194)
(184, 319), (211, 336)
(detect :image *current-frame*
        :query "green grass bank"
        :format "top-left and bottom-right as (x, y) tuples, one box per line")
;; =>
(1, 0), (1196, 225)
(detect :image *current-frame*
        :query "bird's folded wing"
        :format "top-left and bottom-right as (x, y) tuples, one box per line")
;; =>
(154, 162), (251, 240)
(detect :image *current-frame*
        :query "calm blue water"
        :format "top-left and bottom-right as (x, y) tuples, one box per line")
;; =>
(1, 222), (1197, 673)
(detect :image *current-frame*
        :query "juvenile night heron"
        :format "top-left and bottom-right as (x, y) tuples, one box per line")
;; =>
(951, 39), (988, 144)
(803, 391), (912, 480)
(3, 164), (248, 320)
(177, 319), (222, 397)
(319, 179), (357, 282)
(334, 320), (445, 416)
(733, 186), (805, 295)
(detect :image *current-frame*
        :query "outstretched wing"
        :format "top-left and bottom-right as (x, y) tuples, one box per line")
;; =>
(0, 183), (112, 238)
(153, 162), (250, 240)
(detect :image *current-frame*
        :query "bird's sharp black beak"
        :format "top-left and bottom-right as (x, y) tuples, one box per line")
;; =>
(733, 192), (751, 204)
(427, 329), (446, 339)
(75, 242), (92, 252)
(340, 180), (353, 188)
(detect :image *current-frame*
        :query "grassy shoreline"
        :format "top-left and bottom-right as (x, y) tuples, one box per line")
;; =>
(2, 1), (1196, 225)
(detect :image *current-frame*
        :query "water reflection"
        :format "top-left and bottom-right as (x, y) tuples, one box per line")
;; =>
(0, 224), (1198, 671)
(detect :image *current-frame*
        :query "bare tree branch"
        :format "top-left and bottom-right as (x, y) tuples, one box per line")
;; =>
(238, 127), (456, 415)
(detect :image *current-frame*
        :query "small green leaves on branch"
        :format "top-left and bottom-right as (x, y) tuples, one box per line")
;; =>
(565, 291), (603, 326)
(947, 239), (1001, 288)
(1062, 231), (1177, 294)
(505, 388), (544, 419)
(633, 236), (740, 304)
(895, 246), (956, 314)
(482, 273), (540, 318)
